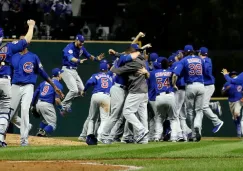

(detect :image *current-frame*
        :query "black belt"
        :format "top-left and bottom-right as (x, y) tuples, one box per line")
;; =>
(156, 92), (170, 96)
(205, 84), (214, 86)
(178, 86), (185, 90)
(64, 66), (77, 70)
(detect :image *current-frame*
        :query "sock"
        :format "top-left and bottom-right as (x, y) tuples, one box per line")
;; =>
(236, 116), (241, 125)
(44, 125), (54, 134)
(233, 120), (238, 128)
(40, 122), (47, 129)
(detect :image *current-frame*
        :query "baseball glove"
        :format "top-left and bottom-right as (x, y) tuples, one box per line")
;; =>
(30, 106), (40, 118)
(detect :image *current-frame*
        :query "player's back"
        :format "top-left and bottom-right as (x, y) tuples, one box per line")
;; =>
(181, 55), (204, 84)
(93, 72), (113, 94)
(152, 68), (173, 94)
(39, 80), (63, 104)
(171, 61), (185, 87)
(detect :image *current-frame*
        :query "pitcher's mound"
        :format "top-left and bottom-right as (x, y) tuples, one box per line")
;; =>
(6, 134), (85, 146)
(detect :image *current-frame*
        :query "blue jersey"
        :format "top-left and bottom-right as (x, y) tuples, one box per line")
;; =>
(62, 42), (91, 67)
(224, 73), (243, 85)
(174, 55), (204, 84)
(150, 69), (173, 94)
(113, 54), (133, 86)
(171, 61), (185, 87)
(32, 79), (63, 105)
(0, 39), (28, 76)
(203, 57), (215, 85)
(11, 51), (49, 85)
(222, 82), (243, 102)
(148, 70), (157, 101)
(84, 72), (113, 94)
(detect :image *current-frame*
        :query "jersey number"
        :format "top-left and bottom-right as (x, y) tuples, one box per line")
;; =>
(188, 64), (202, 75)
(0, 53), (6, 62)
(156, 78), (170, 90)
(101, 78), (109, 88)
(41, 85), (50, 96)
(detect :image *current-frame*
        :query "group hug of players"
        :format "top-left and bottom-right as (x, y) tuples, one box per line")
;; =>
(77, 32), (243, 145)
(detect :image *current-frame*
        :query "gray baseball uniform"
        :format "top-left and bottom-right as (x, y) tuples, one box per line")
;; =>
(101, 84), (127, 140)
(203, 85), (223, 126)
(111, 55), (149, 143)
(155, 93), (178, 141)
(36, 100), (57, 130)
(61, 66), (84, 110)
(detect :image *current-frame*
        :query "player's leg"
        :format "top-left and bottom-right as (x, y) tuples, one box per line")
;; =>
(179, 102), (192, 140)
(109, 115), (125, 141)
(9, 85), (21, 121)
(148, 101), (156, 141)
(61, 67), (79, 110)
(121, 120), (134, 143)
(153, 104), (164, 142)
(0, 78), (12, 147)
(97, 94), (110, 139)
(203, 85), (223, 133)
(87, 94), (99, 135)
(193, 84), (205, 141)
(136, 93), (149, 144)
(209, 101), (222, 116)
(101, 85), (126, 140)
(185, 84), (196, 137)
(123, 93), (148, 142)
(230, 101), (242, 137)
(19, 84), (34, 146)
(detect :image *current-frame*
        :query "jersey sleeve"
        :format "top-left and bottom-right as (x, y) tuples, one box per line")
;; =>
(84, 74), (97, 92)
(35, 55), (49, 81)
(173, 61), (184, 76)
(224, 73), (243, 85)
(82, 46), (91, 59)
(8, 39), (28, 54)
(55, 82), (63, 99)
(64, 47), (75, 61)
(222, 82), (230, 90)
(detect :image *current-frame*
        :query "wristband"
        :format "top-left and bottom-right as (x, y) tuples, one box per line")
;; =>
(77, 59), (81, 63)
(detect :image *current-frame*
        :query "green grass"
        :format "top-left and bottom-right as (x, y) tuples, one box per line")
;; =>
(1, 139), (243, 170)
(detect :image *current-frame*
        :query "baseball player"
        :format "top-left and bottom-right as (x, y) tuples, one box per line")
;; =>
(221, 71), (242, 137)
(100, 32), (147, 144)
(0, 20), (36, 147)
(78, 60), (110, 141)
(151, 58), (180, 142)
(81, 62), (113, 140)
(173, 45), (205, 142)
(169, 52), (188, 141)
(9, 38), (63, 146)
(61, 34), (104, 114)
(148, 53), (159, 71)
(198, 47), (224, 133)
(31, 68), (64, 137)
(111, 44), (149, 144)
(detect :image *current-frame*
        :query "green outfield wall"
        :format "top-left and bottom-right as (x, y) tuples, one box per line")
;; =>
(9, 40), (237, 137)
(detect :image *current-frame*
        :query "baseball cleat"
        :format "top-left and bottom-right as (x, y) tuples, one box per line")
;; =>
(177, 137), (185, 142)
(154, 138), (160, 142)
(36, 129), (47, 137)
(212, 121), (224, 133)
(0, 141), (7, 148)
(121, 138), (135, 143)
(113, 138), (121, 143)
(21, 143), (29, 147)
(78, 136), (86, 141)
(195, 128), (201, 142)
(216, 101), (222, 116)
(136, 130), (149, 143)
(101, 139), (112, 144)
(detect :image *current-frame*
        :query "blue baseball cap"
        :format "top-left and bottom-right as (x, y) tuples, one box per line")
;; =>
(150, 53), (159, 62)
(86, 134), (98, 145)
(168, 54), (176, 63)
(198, 47), (208, 56)
(100, 62), (108, 71)
(153, 57), (166, 69)
(52, 68), (64, 77)
(229, 71), (238, 76)
(131, 44), (142, 51)
(175, 50), (183, 56)
(184, 45), (194, 52)
(76, 34), (85, 43)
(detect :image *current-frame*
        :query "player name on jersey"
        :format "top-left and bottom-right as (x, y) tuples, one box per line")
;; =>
(187, 58), (202, 64)
(155, 71), (172, 77)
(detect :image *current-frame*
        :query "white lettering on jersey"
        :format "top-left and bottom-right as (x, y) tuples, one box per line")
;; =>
(155, 71), (172, 77)
(187, 58), (202, 64)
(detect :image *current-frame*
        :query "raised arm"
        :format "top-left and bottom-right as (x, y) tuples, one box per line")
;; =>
(132, 32), (145, 44)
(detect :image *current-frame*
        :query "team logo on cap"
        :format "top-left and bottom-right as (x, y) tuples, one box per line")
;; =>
(23, 62), (34, 73)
